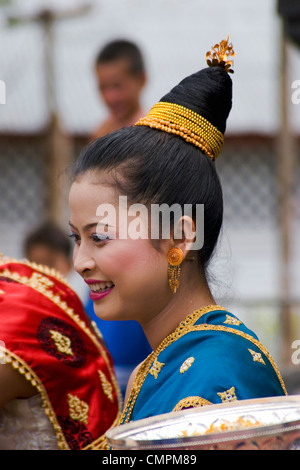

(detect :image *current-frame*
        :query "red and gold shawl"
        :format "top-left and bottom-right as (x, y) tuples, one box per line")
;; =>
(0, 256), (121, 450)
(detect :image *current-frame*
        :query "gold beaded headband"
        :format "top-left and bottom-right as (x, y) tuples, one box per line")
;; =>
(135, 36), (235, 161)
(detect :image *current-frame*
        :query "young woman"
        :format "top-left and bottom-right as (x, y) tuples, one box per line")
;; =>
(68, 38), (287, 424)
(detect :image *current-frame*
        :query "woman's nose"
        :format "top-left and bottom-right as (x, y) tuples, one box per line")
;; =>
(73, 244), (96, 276)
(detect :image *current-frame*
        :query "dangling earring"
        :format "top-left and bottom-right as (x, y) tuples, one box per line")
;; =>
(167, 247), (183, 294)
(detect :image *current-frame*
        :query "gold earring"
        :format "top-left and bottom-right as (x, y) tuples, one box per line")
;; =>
(167, 247), (183, 294)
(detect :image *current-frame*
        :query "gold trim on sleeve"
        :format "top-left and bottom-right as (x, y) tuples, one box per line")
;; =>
(173, 396), (212, 411)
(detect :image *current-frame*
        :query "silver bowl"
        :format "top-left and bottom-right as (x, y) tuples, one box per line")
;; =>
(106, 395), (300, 450)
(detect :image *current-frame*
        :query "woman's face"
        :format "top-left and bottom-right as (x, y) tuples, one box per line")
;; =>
(68, 171), (171, 324)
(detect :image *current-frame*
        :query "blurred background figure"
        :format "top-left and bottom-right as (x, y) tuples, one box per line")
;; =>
(23, 221), (89, 306)
(91, 39), (147, 139)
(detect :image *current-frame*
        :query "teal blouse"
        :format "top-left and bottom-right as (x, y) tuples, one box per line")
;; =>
(121, 306), (287, 424)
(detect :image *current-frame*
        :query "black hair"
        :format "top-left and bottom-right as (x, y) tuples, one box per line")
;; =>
(71, 65), (232, 272)
(95, 39), (145, 76)
(24, 221), (72, 259)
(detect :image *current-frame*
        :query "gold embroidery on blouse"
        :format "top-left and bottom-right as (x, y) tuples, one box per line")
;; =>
(180, 357), (195, 374)
(98, 370), (114, 402)
(120, 305), (287, 425)
(217, 386), (237, 403)
(248, 348), (266, 365)
(173, 396), (212, 411)
(49, 330), (73, 356)
(67, 393), (89, 425)
(149, 358), (165, 379)
(224, 314), (242, 325)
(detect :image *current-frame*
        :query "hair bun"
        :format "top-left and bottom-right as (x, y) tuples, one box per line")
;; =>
(160, 66), (232, 135)
(135, 37), (235, 159)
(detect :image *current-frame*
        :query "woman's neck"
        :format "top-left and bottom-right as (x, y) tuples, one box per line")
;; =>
(141, 267), (216, 350)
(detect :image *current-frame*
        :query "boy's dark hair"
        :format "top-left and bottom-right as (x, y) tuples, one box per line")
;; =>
(95, 39), (145, 75)
(24, 221), (71, 259)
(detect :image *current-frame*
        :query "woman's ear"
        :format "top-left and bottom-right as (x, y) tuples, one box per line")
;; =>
(172, 215), (196, 256)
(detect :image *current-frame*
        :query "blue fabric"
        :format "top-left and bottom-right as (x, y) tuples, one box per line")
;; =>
(122, 308), (287, 423)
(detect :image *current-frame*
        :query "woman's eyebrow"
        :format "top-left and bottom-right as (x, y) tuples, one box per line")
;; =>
(69, 221), (114, 232)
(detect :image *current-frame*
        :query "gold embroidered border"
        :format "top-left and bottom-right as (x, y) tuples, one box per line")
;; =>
(0, 262), (122, 412)
(120, 305), (226, 424)
(0, 344), (121, 451)
(191, 324), (287, 395)
(0, 254), (70, 286)
(120, 305), (287, 424)
(173, 396), (212, 411)
(0, 345), (70, 450)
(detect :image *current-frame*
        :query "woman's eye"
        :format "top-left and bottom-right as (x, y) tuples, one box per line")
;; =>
(69, 233), (80, 244)
(91, 233), (109, 243)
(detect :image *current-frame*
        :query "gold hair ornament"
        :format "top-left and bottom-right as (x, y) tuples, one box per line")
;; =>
(136, 102), (223, 160)
(167, 247), (183, 294)
(135, 37), (234, 160)
(206, 35), (235, 74)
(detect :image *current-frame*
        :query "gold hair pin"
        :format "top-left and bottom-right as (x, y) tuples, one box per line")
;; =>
(206, 35), (235, 73)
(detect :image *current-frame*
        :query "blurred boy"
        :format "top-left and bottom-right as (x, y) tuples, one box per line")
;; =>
(23, 221), (89, 305)
(92, 39), (147, 139)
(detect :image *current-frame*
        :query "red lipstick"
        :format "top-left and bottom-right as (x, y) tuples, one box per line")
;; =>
(84, 279), (115, 301)
(84, 279), (106, 285)
(89, 288), (114, 301)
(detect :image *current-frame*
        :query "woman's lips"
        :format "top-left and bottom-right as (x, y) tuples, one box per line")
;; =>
(89, 287), (114, 301)
(84, 279), (115, 301)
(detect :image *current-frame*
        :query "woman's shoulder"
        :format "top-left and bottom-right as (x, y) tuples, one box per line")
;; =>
(154, 306), (287, 397)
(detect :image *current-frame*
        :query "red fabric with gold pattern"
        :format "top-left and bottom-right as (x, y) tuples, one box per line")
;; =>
(0, 257), (121, 450)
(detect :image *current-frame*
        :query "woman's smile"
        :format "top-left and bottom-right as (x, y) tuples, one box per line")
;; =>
(84, 278), (115, 300)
